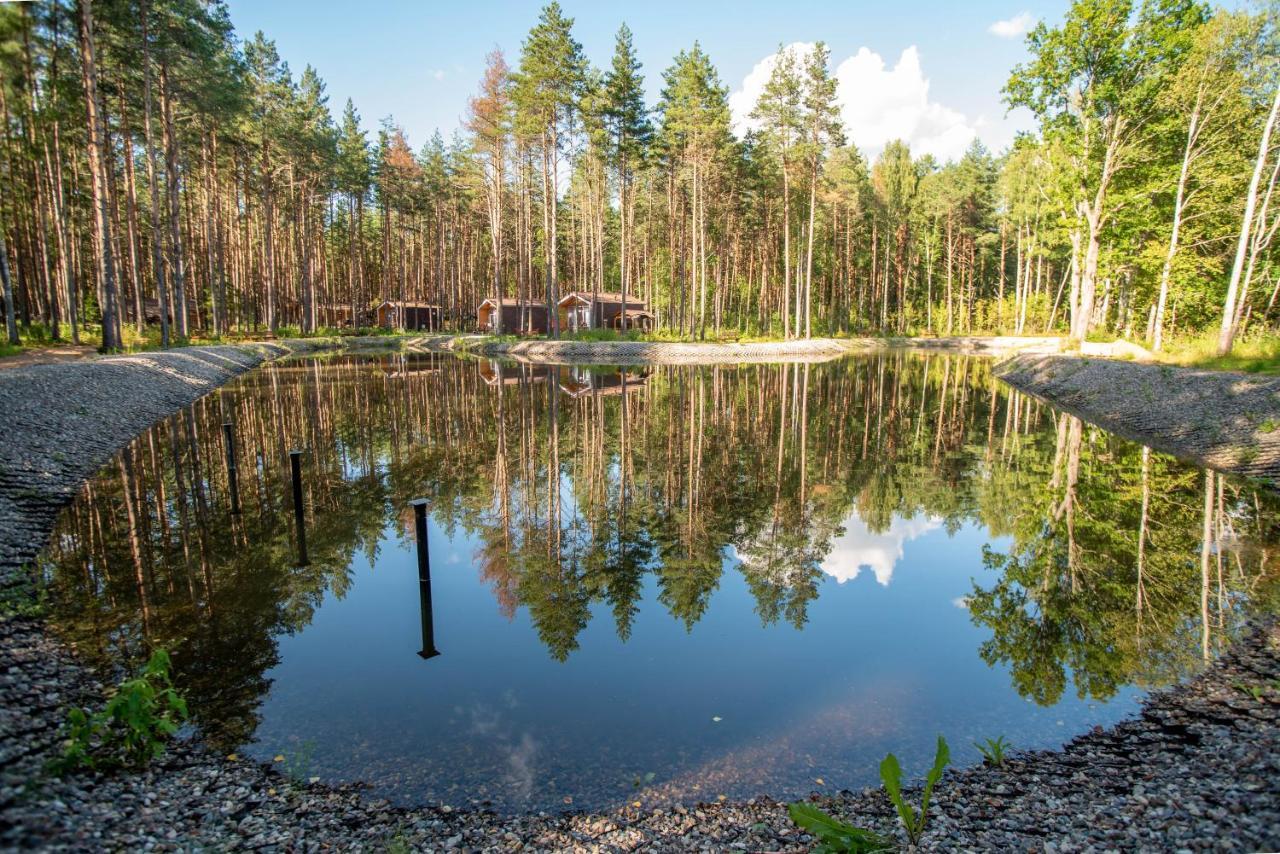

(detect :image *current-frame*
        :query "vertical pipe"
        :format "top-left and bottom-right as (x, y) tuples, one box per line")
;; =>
(290, 449), (308, 566)
(223, 421), (240, 514)
(410, 498), (439, 659)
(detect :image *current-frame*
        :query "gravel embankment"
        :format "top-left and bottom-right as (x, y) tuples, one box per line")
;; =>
(998, 354), (1280, 484)
(0, 340), (1277, 850)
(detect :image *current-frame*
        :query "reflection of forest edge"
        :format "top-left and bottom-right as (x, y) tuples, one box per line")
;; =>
(39, 352), (1280, 751)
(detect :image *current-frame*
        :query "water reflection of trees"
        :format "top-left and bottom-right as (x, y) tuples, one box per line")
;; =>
(40, 353), (1279, 747)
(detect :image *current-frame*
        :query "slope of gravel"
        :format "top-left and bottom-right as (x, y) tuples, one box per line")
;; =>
(997, 354), (1280, 484)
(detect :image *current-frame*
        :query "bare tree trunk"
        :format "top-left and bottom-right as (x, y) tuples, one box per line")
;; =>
(160, 61), (187, 338)
(77, 0), (121, 351)
(1220, 86), (1280, 356)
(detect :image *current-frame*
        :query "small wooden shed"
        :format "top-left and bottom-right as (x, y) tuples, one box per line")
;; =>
(315, 303), (356, 328)
(375, 300), (443, 331)
(477, 298), (549, 335)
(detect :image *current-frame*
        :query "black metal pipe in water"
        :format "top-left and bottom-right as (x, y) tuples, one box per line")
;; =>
(223, 422), (240, 515)
(410, 498), (440, 660)
(290, 449), (309, 566)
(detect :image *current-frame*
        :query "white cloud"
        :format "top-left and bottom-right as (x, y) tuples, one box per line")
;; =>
(729, 42), (815, 139)
(988, 12), (1034, 38)
(730, 43), (983, 164)
(822, 514), (941, 587)
(431, 69), (447, 81)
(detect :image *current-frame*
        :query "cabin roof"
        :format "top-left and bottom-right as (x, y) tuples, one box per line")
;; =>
(557, 291), (648, 307)
(375, 300), (441, 310)
(479, 298), (549, 309)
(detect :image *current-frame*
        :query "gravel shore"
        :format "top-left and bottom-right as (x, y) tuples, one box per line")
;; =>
(0, 341), (1277, 851)
(998, 354), (1280, 484)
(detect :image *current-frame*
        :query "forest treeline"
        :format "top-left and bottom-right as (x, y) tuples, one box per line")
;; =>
(1, 0), (1277, 351)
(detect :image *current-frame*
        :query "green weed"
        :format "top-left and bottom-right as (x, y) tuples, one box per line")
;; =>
(974, 735), (1011, 767)
(52, 649), (188, 773)
(788, 736), (952, 851)
(787, 802), (892, 853)
(881, 735), (951, 846)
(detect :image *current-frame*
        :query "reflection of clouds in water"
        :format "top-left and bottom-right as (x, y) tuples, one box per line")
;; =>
(466, 703), (501, 736)
(457, 699), (539, 803)
(505, 732), (539, 802)
(823, 515), (940, 586)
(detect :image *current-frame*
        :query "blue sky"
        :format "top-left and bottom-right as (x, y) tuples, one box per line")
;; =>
(223, 0), (1055, 162)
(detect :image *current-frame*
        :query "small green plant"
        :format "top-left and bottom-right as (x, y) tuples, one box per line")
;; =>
(53, 649), (188, 772)
(974, 735), (1011, 767)
(787, 802), (892, 853)
(880, 735), (951, 846)
(280, 739), (317, 786)
(1234, 681), (1266, 701)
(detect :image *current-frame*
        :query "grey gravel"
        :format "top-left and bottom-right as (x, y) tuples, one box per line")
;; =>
(0, 341), (1276, 851)
(998, 354), (1280, 484)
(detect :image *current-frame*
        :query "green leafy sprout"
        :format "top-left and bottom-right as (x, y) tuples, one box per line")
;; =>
(788, 736), (952, 851)
(974, 735), (1012, 767)
(53, 649), (188, 773)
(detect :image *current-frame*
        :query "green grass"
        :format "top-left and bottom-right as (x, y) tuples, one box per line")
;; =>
(1156, 333), (1280, 375)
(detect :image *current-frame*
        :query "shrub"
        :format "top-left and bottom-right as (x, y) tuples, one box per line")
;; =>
(53, 649), (188, 772)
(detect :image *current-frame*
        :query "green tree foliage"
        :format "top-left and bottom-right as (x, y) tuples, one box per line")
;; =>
(0, 1), (1275, 350)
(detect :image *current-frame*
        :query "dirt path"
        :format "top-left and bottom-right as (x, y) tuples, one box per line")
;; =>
(0, 344), (96, 370)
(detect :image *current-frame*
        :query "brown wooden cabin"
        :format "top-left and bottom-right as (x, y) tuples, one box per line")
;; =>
(141, 297), (198, 328)
(559, 366), (650, 398)
(557, 291), (654, 332)
(374, 300), (443, 331)
(315, 303), (356, 328)
(477, 298), (549, 334)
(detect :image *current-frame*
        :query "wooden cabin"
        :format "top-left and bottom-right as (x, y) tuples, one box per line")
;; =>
(374, 300), (443, 331)
(477, 298), (549, 334)
(141, 297), (197, 328)
(557, 291), (654, 332)
(315, 303), (356, 328)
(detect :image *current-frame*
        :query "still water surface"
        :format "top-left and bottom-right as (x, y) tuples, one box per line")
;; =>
(40, 352), (1279, 810)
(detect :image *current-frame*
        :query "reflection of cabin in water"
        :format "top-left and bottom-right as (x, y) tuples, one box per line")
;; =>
(558, 366), (650, 398)
(557, 291), (654, 332)
(478, 359), (554, 386)
(477, 298), (549, 334)
(374, 300), (443, 331)
(375, 353), (445, 377)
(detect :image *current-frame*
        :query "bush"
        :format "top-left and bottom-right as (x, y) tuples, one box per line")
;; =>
(53, 649), (188, 773)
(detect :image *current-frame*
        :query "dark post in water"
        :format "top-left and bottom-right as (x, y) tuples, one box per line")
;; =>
(223, 421), (240, 514)
(410, 498), (440, 660)
(290, 449), (309, 566)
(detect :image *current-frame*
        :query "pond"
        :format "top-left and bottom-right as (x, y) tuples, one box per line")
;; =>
(39, 351), (1280, 812)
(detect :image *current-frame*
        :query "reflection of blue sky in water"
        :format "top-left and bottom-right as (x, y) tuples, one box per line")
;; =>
(249, 508), (1138, 811)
